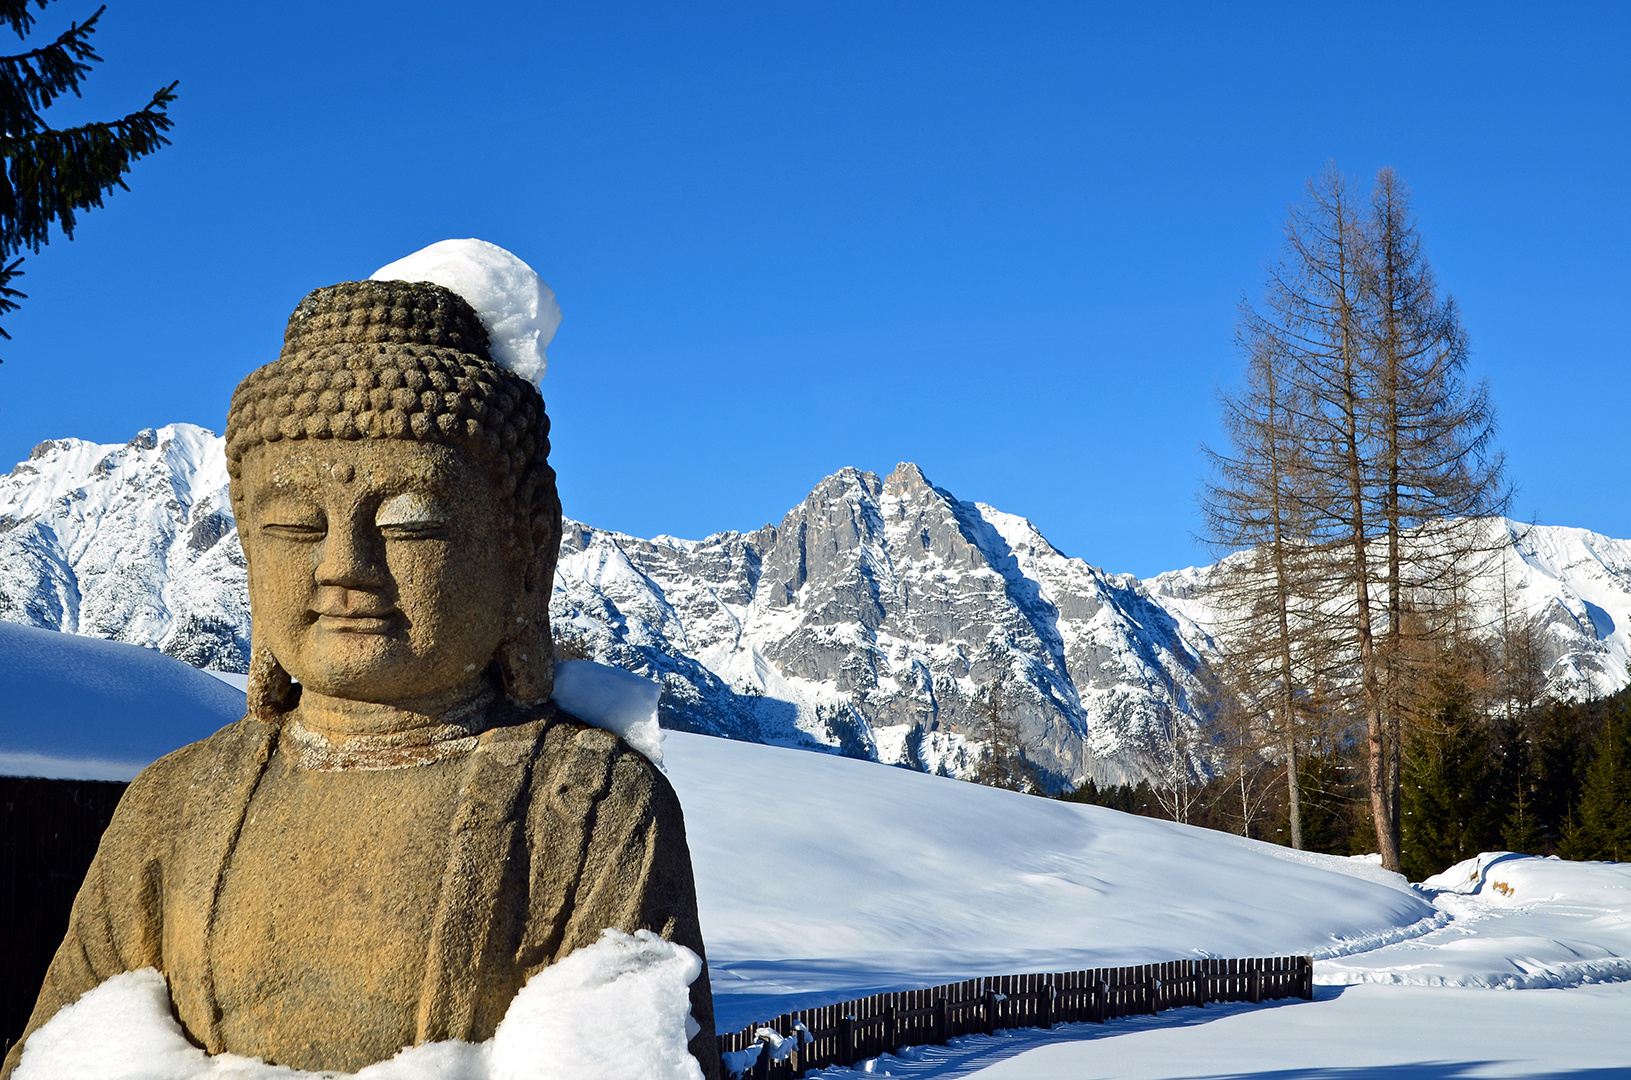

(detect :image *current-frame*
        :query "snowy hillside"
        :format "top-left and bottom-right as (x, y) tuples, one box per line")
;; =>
(4, 425), (1630, 792)
(4, 634), (1629, 1077)
(0, 620), (251, 779)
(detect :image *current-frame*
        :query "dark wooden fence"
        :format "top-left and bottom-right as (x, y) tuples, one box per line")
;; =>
(1, 775), (130, 1060)
(716, 956), (1314, 1078)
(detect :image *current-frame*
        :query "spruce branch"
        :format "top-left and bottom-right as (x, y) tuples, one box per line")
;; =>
(0, 0), (53, 39)
(0, 79), (175, 251)
(0, 4), (103, 129)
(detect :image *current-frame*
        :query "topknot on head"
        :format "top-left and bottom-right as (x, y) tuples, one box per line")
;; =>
(225, 279), (551, 501)
(281, 279), (492, 360)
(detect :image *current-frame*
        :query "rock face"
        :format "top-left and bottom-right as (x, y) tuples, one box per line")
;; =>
(6, 424), (1631, 790)
(552, 463), (1210, 788)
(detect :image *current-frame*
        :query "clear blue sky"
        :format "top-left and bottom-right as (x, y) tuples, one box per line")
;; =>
(2, 3), (1626, 578)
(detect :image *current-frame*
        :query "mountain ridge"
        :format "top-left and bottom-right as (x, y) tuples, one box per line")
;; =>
(4, 424), (1628, 789)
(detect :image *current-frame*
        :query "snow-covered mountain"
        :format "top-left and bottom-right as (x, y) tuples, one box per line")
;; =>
(551, 462), (1210, 788)
(1147, 517), (1631, 705)
(5, 424), (1630, 790)
(0, 425), (249, 671)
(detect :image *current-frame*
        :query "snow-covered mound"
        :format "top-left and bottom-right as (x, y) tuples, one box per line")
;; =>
(0, 621), (246, 779)
(1317, 851), (1631, 990)
(657, 731), (1434, 1029)
(13, 930), (703, 1080)
(371, 238), (561, 388)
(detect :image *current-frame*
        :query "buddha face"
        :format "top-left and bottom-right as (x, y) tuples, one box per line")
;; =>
(238, 438), (528, 707)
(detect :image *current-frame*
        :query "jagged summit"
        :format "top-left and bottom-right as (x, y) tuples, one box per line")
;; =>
(3, 426), (1629, 789)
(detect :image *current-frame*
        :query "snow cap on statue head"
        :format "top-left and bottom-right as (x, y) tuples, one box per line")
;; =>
(224, 241), (562, 718)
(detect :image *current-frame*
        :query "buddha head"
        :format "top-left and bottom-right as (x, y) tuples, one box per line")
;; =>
(225, 278), (560, 721)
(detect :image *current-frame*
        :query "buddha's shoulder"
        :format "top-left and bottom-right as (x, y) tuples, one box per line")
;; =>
(96, 717), (272, 849)
(533, 709), (675, 810)
(122, 716), (275, 802)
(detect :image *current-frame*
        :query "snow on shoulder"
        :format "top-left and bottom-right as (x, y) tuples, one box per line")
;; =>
(13, 930), (704, 1080)
(371, 239), (560, 387)
(551, 659), (665, 767)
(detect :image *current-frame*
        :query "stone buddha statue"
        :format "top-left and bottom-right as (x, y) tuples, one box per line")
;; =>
(2, 278), (720, 1078)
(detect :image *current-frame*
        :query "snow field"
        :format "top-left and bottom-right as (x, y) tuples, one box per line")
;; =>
(850, 982), (1631, 1078)
(6, 640), (1631, 1077)
(0, 620), (245, 778)
(658, 731), (1434, 1031)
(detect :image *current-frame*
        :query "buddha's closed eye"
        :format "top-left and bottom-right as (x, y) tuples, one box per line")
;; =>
(375, 492), (449, 537)
(261, 508), (325, 539)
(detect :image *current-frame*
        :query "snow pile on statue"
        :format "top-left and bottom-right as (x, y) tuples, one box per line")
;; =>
(13, 930), (703, 1080)
(1, 242), (719, 1080)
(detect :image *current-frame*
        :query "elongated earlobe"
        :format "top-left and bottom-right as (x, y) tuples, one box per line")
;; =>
(497, 617), (555, 707)
(246, 644), (299, 721)
(498, 488), (560, 707)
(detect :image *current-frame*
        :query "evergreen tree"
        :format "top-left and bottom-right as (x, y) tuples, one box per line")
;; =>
(1400, 679), (1502, 881)
(1560, 699), (1631, 862)
(1501, 784), (1544, 856)
(0, 1), (176, 355)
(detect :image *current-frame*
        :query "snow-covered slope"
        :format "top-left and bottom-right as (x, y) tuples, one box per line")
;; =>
(661, 731), (1433, 1030)
(5, 425), (1630, 791)
(0, 620), (248, 778)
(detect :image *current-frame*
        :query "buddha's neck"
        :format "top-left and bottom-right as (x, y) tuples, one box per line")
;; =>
(293, 675), (497, 746)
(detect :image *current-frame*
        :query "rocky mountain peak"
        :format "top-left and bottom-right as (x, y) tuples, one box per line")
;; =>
(4, 428), (1629, 791)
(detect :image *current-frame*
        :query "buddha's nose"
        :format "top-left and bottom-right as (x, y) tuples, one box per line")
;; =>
(314, 517), (386, 590)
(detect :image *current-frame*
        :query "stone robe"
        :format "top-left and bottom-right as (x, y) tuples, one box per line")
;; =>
(1, 702), (721, 1078)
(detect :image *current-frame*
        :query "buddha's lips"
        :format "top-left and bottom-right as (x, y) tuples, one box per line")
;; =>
(313, 612), (398, 633)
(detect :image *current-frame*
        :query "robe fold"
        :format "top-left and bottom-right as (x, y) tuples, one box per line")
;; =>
(1, 703), (722, 1079)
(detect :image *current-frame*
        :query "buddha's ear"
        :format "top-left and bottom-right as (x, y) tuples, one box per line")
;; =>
(246, 643), (299, 721)
(497, 576), (553, 706)
(499, 485), (560, 707)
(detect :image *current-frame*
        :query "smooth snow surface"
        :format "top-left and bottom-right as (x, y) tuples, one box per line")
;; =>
(551, 659), (664, 766)
(371, 239), (559, 387)
(0, 621), (245, 779)
(13, 930), (703, 1080)
(834, 983), (1631, 1078)
(653, 735), (1631, 1077)
(657, 732), (1434, 1030)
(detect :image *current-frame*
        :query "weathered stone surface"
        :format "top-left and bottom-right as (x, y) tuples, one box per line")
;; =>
(2, 281), (720, 1080)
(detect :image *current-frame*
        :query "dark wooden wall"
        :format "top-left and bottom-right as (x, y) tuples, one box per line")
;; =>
(1, 776), (128, 1060)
